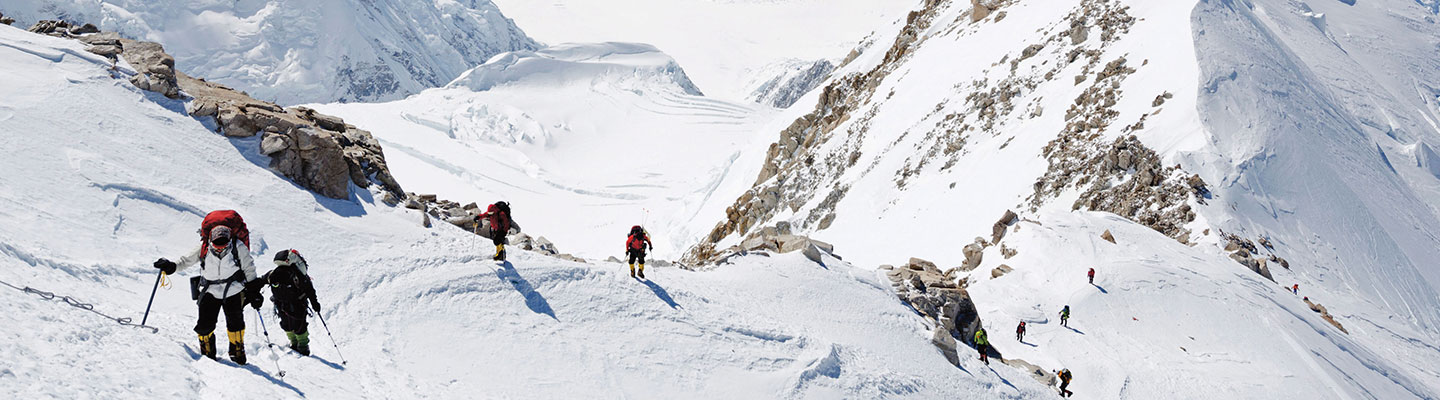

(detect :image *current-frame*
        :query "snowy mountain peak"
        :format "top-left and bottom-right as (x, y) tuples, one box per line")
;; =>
(1, 0), (538, 104)
(446, 42), (703, 95)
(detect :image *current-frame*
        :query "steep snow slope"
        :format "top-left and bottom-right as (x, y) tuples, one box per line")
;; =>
(0, 0), (538, 104)
(974, 209), (1436, 399)
(1189, 0), (1440, 333)
(0, 25), (1055, 398)
(312, 42), (781, 260)
(679, 0), (1440, 397)
(489, 0), (915, 101)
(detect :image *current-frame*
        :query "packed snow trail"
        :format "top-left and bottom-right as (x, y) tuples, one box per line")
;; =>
(0, 25), (1050, 398)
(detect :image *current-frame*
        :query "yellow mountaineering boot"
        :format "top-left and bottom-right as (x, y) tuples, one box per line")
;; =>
(198, 332), (217, 360)
(629, 264), (636, 278)
(227, 330), (247, 365)
(638, 264), (645, 279)
(494, 244), (506, 261)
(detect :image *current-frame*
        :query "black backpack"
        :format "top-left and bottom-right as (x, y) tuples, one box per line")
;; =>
(495, 201), (511, 216)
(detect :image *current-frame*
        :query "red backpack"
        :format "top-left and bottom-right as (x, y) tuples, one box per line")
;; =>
(200, 210), (250, 250)
(627, 226), (647, 250)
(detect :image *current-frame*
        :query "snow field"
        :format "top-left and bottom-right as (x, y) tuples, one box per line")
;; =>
(0, 25), (1051, 399)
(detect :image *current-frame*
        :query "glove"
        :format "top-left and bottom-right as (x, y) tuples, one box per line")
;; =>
(310, 300), (321, 312)
(153, 258), (176, 274)
(245, 284), (264, 309)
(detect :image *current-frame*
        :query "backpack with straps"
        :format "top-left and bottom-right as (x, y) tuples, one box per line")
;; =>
(197, 210), (248, 271)
(627, 226), (647, 250)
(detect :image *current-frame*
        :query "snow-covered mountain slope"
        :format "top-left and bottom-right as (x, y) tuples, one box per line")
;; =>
(311, 42), (781, 260)
(1191, 0), (1440, 334)
(488, 0), (915, 102)
(0, 0), (537, 104)
(976, 209), (1435, 399)
(678, 0), (1440, 397)
(0, 25), (1054, 399)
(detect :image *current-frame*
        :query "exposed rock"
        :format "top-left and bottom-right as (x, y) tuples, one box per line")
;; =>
(0, 12), (13, 26)
(991, 209), (1018, 244)
(888, 257), (985, 367)
(961, 238), (986, 271)
(1100, 229), (1115, 244)
(1152, 91), (1173, 107)
(118, 40), (182, 99)
(1303, 298), (1349, 334)
(991, 264), (1013, 279)
(1000, 243), (1018, 259)
(932, 326), (961, 366)
(606, 256), (622, 263)
(266, 127), (352, 199)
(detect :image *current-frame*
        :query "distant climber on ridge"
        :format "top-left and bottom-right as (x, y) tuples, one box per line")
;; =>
(973, 327), (990, 365)
(152, 210), (260, 365)
(1088, 268), (1095, 285)
(254, 249), (322, 355)
(476, 201), (514, 261)
(1060, 305), (1071, 328)
(626, 225), (653, 279)
(1016, 321), (1026, 342)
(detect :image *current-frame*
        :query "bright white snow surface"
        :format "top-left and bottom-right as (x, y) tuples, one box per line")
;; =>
(0, 26), (1056, 398)
(0, 0), (538, 104)
(312, 42), (781, 261)
(488, 0), (917, 101)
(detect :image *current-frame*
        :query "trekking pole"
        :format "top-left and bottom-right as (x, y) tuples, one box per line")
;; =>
(314, 311), (348, 365)
(253, 309), (287, 378)
(140, 270), (164, 326)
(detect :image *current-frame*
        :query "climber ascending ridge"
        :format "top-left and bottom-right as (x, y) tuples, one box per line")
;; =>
(626, 225), (653, 279)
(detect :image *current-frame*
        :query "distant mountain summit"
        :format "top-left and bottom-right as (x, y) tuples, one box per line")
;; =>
(2, 0), (537, 104)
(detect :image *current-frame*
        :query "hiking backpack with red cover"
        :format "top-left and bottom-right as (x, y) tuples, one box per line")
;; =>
(200, 210), (250, 252)
(627, 226), (646, 251)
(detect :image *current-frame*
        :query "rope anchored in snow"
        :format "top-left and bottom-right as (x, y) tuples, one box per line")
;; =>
(0, 278), (159, 334)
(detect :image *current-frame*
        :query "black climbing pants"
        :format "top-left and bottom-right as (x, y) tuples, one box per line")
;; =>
(627, 249), (646, 265)
(195, 293), (245, 335)
(277, 302), (309, 335)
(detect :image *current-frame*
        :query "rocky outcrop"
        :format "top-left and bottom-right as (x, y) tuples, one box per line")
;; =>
(991, 264), (1013, 279)
(26, 20), (98, 37)
(1032, 133), (1201, 241)
(1, 12), (16, 26)
(991, 209), (1018, 244)
(686, 224), (837, 269)
(1219, 231), (1280, 281)
(1303, 298), (1348, 334)
(1100, 229), (1116, 244)
(883, 257), (985, 367)
(512, 234), (586, 263)
(34, 24), (404, 201)
(960, 237), (986, 271)
(682, 0), (949, 265)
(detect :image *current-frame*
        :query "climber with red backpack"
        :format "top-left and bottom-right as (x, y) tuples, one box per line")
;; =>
(476, 201), (514, 261)
(626, 225), (653, 279)
(153, 210), (261, 365)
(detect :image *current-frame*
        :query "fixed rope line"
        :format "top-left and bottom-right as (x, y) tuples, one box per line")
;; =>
(0, 278), (158, 334)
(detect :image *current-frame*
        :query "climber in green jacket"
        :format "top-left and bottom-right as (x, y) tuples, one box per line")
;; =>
(974, 327), (990, 365)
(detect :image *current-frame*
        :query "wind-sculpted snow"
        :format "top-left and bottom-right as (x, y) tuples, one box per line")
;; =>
(1, 0), (537, 104)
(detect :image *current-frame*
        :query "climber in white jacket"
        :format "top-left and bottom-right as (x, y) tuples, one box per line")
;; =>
(154, 225), (261, 364)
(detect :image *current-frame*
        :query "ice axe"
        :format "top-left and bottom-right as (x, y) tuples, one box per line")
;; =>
(140, 270), (166, 327)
